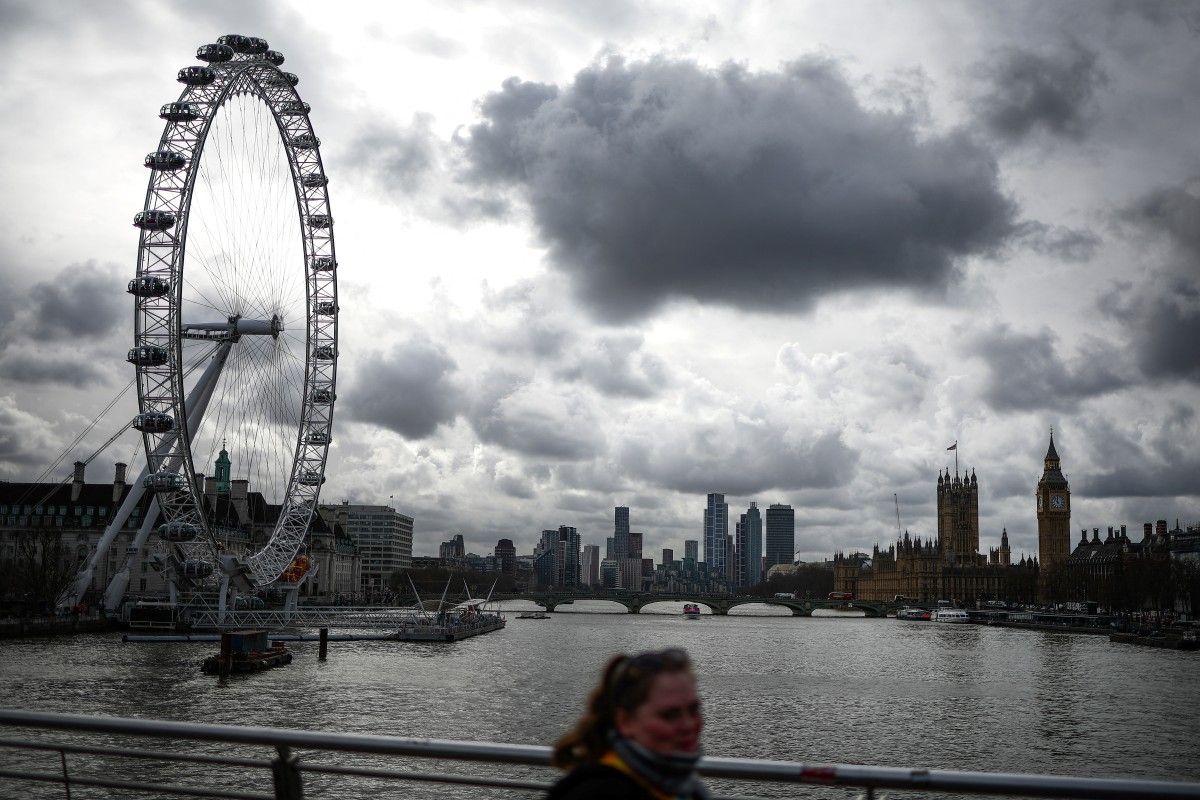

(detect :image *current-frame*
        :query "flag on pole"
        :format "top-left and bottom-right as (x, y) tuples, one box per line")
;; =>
(946, 441), (957, 451)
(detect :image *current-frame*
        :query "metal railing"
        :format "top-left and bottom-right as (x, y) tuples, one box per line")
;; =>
(2, 709), (1199, 799)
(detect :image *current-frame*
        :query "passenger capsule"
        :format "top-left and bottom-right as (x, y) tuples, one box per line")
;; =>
(160, 520), (201, 543)
(244, 36), (269, 54)
(133, 210), (176, 231)
(217, 34), (251, 53)
(296, 470), (326, 486)
(315, 301), (337, 316)
(144, 150), (187, 171)
(314, 345), (335, 361)
(310, 387), (336, 404)
(277, 100), (309, 116)
(300, 174), (328, 188)
(196, 43), (234, 63)
(133, 412), (174, 433)
(306, 430), (330, 445)
(307, 214), (332, 229)
(177, 66), (216, 86)
(181, 559), (214, 579)
(127, 276), (171, 297)
(160, 102), (201, 122)
(311, 256), (335, 272)
(143, 472), (186, 492)
(270, 71), (299, 87)
(127, 345), (169, 367)
(264, 50), (285, 66)
(290, 133), (320, 150)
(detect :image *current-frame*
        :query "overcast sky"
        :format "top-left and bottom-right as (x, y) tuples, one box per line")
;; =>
(1, 0), (1197, 562)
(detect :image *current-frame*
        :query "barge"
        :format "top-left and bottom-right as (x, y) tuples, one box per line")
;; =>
(201, 630), (292, 675)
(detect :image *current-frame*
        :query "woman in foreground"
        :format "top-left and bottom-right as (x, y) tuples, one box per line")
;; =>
(548, 647), (709, 800)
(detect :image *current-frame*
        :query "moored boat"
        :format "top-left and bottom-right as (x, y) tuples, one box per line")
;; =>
(933, 608), (970, 623)
(896, 607), (930, 621)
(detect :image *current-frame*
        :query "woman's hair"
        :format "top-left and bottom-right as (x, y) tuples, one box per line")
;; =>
(552, 647), (693, 768)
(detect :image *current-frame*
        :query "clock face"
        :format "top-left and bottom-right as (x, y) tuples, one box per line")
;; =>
(1051, 494), (1065, 510)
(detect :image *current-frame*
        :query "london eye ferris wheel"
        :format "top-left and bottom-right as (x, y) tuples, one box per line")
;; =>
(125, 34), (338, 596)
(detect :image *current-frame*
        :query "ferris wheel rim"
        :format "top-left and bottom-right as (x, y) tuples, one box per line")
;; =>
(130, 37), (338, 591)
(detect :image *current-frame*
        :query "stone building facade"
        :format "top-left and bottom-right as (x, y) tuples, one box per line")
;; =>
(2, 458), (360, 608)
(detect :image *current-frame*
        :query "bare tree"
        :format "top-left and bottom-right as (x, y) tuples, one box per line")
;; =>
(0, 530), (79, 612)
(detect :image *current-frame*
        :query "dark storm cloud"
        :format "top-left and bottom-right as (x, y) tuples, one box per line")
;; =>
(24, 262), (125, 343)
(1124, 177), (1200, 263)
(342, 114), (440, 195)
(1013, 221), (1101, 262)
(466, 371), (605, 460)
(345, 339), (461, 439)
(0, 353), (109, 388)
(620, 422), (858, 496)
(966, 324), (1132, 412)
(1079, 405), (1200, 498)
(1100, 278), (1200, 383)
(458, 56), (1016, 321)
(1102, 178), (1200, 382)
(556, 334), (671, 398)
(974, 42), (1107, 143)
(0, 396), (57, 471)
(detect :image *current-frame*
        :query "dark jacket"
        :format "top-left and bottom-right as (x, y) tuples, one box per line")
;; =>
(547, 763), (659, 800)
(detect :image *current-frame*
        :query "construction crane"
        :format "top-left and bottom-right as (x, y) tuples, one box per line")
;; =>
(894, 493), (903, 538)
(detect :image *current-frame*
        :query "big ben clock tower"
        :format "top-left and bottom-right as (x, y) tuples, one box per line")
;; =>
(1036, 430), (1071, 569)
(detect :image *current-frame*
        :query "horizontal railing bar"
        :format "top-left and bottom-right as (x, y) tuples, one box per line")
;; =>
(301, 760), (550, 791)
(0, 736), (270, 768)
(2, 709), (1199, 799)
(0, 708), (550, 764)
(0, 767), (272, 800)
(698, 757), (1200, 799)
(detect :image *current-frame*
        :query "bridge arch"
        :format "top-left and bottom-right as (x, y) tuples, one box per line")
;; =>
(724, 599), (794, 616)
(638, 599), (716, 615)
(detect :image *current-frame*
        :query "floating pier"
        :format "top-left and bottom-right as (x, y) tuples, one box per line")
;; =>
(201, 630), (293, 676)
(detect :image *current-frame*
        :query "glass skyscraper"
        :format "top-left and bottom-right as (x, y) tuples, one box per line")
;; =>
(765, 503), (795, 570)
(704, 493), (728, 579)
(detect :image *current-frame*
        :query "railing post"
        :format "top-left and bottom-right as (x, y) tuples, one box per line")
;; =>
(59, 748), (72, 800)
(271, 744), (304, 799)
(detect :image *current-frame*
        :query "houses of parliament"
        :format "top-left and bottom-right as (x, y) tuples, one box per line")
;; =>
(832, 433), (1071, 603)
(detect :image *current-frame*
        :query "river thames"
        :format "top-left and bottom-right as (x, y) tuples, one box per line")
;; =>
(2, 602), (1198, 798)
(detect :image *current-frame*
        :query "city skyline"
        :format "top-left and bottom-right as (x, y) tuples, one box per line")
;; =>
(0, 2), (1197, 563)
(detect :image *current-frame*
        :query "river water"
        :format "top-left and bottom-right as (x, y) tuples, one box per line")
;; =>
(2, 601), (1198, 798)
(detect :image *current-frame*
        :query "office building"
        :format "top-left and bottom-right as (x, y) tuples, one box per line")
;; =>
(737, 502), (763, 587)
(559, 525), (581, 587)
(765, 504), (795, 570)
(494, 538), (516, 574)
(704, 493), (728, 580)
(629, 531), (643, 560)
(600, 559), (619, 588)
(614, 506), (630, 561)
(533, 530), (558, 588)
(319, 501), (412, 596)
(581, 544), (600, 586)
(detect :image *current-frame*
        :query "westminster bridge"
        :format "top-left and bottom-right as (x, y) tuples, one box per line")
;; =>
(486, 591), (915, 617)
